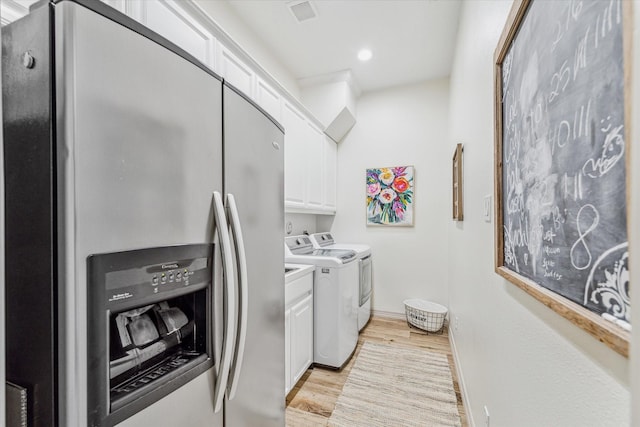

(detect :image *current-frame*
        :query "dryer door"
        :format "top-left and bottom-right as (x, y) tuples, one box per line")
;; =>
(359, 255), (372, 305)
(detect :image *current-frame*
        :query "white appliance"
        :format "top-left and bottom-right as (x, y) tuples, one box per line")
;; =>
(3, 1), (284, 425)
(309, 233), (372, 331)
(284, 235), (359, 369)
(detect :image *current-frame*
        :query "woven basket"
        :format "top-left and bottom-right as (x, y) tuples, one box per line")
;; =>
(403, 299), (448, 332)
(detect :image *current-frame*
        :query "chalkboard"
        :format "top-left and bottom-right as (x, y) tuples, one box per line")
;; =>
(494, 0), (631, 356)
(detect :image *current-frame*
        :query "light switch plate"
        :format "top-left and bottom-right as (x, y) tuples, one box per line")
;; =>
(483, 195), (492, 222)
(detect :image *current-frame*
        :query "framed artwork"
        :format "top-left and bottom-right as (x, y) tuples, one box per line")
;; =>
(452, 144), (463, 221)
(494, 0), (632, 356)
(366, 166), (414, 226)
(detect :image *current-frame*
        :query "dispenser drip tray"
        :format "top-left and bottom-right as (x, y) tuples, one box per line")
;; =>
(110, 350), (207, 412)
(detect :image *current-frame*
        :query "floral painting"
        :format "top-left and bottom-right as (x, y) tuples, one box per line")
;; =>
(366, 166), (414, 226)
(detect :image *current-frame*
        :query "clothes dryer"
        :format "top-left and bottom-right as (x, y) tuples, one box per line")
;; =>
(309, 233), (372, 331)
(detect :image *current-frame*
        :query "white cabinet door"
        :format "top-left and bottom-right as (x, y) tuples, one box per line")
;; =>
(285, 272), (313, 394)
(305, 123), (324, 210)
(283, 102), (307, 209)
(323, 136), (337, 212)
(290, 294), (313, 386)
(283, 106), (337, 214)
(256, 77), (282, 122)
(285, 308), (291, 395)
(219, 45), (255, 98)
(141, 0), (217, 68)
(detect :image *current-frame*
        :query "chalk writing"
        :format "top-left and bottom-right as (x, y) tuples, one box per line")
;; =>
(544, 246), (561, 256)
(544, 229), (556, 243)
(563, 173), (583, 201)
(584, 242), (629, 320)
(500, 0), (628, 318)
(570, 204), (600, 270)
(582, 118), (624, 178)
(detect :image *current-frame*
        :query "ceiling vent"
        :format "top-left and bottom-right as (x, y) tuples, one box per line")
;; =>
(287, 0), (317, 23)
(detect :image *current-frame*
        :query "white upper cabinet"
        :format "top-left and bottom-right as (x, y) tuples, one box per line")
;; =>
(282, 102), (307, 210)
(139, 0), (217, 68)
(282, 101), (337, 214)
(219, 45), (255, 98)
(255, 77), (282, 122)
(323, 136), (337, 212)
(305, 122), (324, 210)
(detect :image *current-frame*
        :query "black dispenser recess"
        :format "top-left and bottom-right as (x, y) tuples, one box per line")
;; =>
(87, 244), (214, 427)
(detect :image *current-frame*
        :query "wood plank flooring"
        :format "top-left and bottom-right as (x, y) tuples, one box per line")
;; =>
(286, 316), (468, 427)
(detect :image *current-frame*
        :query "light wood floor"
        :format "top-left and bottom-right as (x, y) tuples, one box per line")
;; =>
(285, 316), (468, 426)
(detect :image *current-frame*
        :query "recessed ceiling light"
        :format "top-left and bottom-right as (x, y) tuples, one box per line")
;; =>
(357, 49), (372, 62)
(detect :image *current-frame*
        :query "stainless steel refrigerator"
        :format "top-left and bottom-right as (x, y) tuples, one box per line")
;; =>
(2, 1), (284, 426)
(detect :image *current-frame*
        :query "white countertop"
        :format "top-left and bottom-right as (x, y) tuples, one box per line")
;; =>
(285, 263), (315, 284)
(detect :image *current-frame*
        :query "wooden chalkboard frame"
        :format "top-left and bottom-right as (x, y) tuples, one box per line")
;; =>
(494, 0), (632, 357)
(452, 143), (463, 221)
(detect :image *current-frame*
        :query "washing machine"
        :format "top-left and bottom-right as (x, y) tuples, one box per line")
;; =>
(284, 235), (359, 369)
(309, 232), (372, 331)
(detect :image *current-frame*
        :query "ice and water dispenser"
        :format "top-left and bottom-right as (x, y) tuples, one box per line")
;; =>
(87, 244), (214, 426)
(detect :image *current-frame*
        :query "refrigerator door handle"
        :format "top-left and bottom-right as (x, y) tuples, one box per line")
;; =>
(225, 193), (248, 400)
(212, 191), (237, 413)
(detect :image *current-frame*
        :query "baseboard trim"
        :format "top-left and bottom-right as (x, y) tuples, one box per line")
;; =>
(371, 309), (406, 320)
(448, 328), (475, 427)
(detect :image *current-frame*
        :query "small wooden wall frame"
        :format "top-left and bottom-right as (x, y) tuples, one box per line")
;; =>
(452, 143), (463, 221)
(494, 0), (632, 357)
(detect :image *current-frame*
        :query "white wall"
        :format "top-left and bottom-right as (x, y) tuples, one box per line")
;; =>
(330, 79), (450, 314)
(194, 0), (301, 99)
(284, 213), (317, 237)
(448, 1), (630, 426)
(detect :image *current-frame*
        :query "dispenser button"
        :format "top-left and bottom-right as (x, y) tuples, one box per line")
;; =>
(161, 273), (167, 284)
(168, 273), (174, 282)
(151, 276), (158, 286)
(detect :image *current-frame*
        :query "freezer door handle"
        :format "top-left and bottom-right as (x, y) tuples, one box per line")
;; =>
(225, 193), (248, 400)
(212, 191), (237, 413)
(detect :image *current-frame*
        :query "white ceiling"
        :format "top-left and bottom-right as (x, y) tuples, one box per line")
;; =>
(225, 0), (462, 93)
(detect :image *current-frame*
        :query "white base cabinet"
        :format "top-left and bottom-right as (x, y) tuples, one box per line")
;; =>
(290, 294), (313, 387)
(284, 270), (313, 395)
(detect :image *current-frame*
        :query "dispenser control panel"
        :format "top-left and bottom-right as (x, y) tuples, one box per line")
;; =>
(88, 244), (213, 312)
